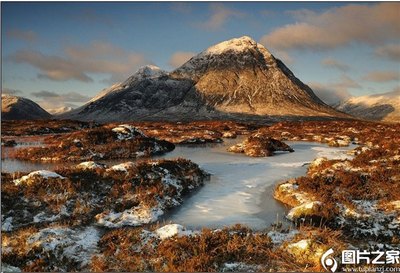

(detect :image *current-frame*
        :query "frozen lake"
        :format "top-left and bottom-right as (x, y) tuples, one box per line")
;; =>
(1, 137), (355, 230)
(158, 138), (355, 230)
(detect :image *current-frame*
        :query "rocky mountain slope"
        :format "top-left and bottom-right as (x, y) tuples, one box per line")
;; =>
(62, 36), (348, 122)
(1, 94), (51, 120)
(336, 89), (400, 122)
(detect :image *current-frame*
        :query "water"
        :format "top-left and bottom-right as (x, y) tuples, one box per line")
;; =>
(157, 138), (355, 230)
(1, 137), (355, 230)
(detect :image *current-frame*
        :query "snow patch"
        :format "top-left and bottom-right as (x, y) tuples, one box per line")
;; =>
(108, 161), (135, 172)
(2, 217), (13, 232)
(287, 239), (311, 251)
(76, 161), (106, 170)
(96, 206), (164, 228)
(112, 124), (146, 140)
(13, 170), (65, 186)
(155, 224), (196, 240)
(26, 226), (100, 269)
(267, 230), (299, 245)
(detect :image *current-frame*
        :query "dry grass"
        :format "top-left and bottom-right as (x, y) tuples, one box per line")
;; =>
(1, 158), (208, 230)
(12, 126), (175, 162)
(90, 224), (349, 272)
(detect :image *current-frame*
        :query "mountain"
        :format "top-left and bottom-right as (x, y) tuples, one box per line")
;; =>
(1, 94), (52, 120)
(335, 89), (400, 122)
(62, 36), (348, 122)
(47, 106), (75, 115)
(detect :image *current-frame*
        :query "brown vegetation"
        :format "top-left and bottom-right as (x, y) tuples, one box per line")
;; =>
(270, 120), (400, 241)
(11, 125), (175, 161)
(1, 119), (98, 136)
(1, 159), (208, 230)
(90, 224), (348, 272)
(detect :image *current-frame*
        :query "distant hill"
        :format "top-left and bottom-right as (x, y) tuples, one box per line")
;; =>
(336, 89), (400, 122)
(47, 106), (75, 115)
(61, 36), (348, 122)
(1, 94), (52, 120)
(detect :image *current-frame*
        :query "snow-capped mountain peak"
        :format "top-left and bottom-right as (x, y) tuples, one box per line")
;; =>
(62, 35), (346, 122)
(202, 36), (272, 58)
(122, 65), (167, 86)
(135, 65), (166, 78)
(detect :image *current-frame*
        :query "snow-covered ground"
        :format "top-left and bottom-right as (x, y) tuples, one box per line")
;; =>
(157, 138), (355, 230)
(2, 137), (355, 230)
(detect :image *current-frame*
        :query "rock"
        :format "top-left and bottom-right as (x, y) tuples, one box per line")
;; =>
(285, 239), (325, 266)
(287, 201), (324, 221)
(228, 133), (294, 157)
(76, 161), (106, 171)
(13, 170), (65, 186)
(274, 180), (310, 207)
(155, 224), (195, 240)
(222, 131), (237, 138)
(112, 124), (146, 140)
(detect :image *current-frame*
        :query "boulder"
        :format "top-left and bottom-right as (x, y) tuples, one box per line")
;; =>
(228, 133), (294, 157)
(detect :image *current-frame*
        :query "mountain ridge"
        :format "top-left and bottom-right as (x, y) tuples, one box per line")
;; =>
(336, 89), (400, 122)
(61, 36), (350, 122)
(1, 94), (52, 120)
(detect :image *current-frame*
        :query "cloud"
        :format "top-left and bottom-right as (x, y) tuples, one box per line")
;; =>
(8, 42), (149, 83)
(375, 44), (400, 62)
(31, 90), (91, 102)
(321, 58), (350, 72)
(31, 90), (59, 98)
(273, 50), (294, 65)
(169, 51), (196, 68)
(31, 90), (91, 105)
(362, 71), (400, 83)
(197, 3), (245, 31)
(260, 2), (400, 50)
(309, 75), (360, 104)
(2, 88), (23, 96)
(30, 91), (91, 112)
(7, 29), (37, 43)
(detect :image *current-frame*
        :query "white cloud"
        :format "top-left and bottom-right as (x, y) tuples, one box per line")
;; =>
(260, 3), (400, 50)
(8, 42), (150, 83)
(197, 3), (245, 31)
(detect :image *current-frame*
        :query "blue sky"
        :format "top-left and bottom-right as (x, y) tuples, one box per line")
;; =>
(2, 2), (399, 111)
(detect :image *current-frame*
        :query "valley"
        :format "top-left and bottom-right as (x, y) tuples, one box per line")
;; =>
(1, 32), (399, 272)
(1, 119), (399, 272)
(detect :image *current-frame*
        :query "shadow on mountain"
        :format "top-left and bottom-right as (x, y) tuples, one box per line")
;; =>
(59, 75), (353, 124)
(56, 79), (352, 123)
(341, 103), (395, 121)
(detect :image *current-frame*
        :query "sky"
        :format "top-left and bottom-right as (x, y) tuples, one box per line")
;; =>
(2, 1), (399, 112)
